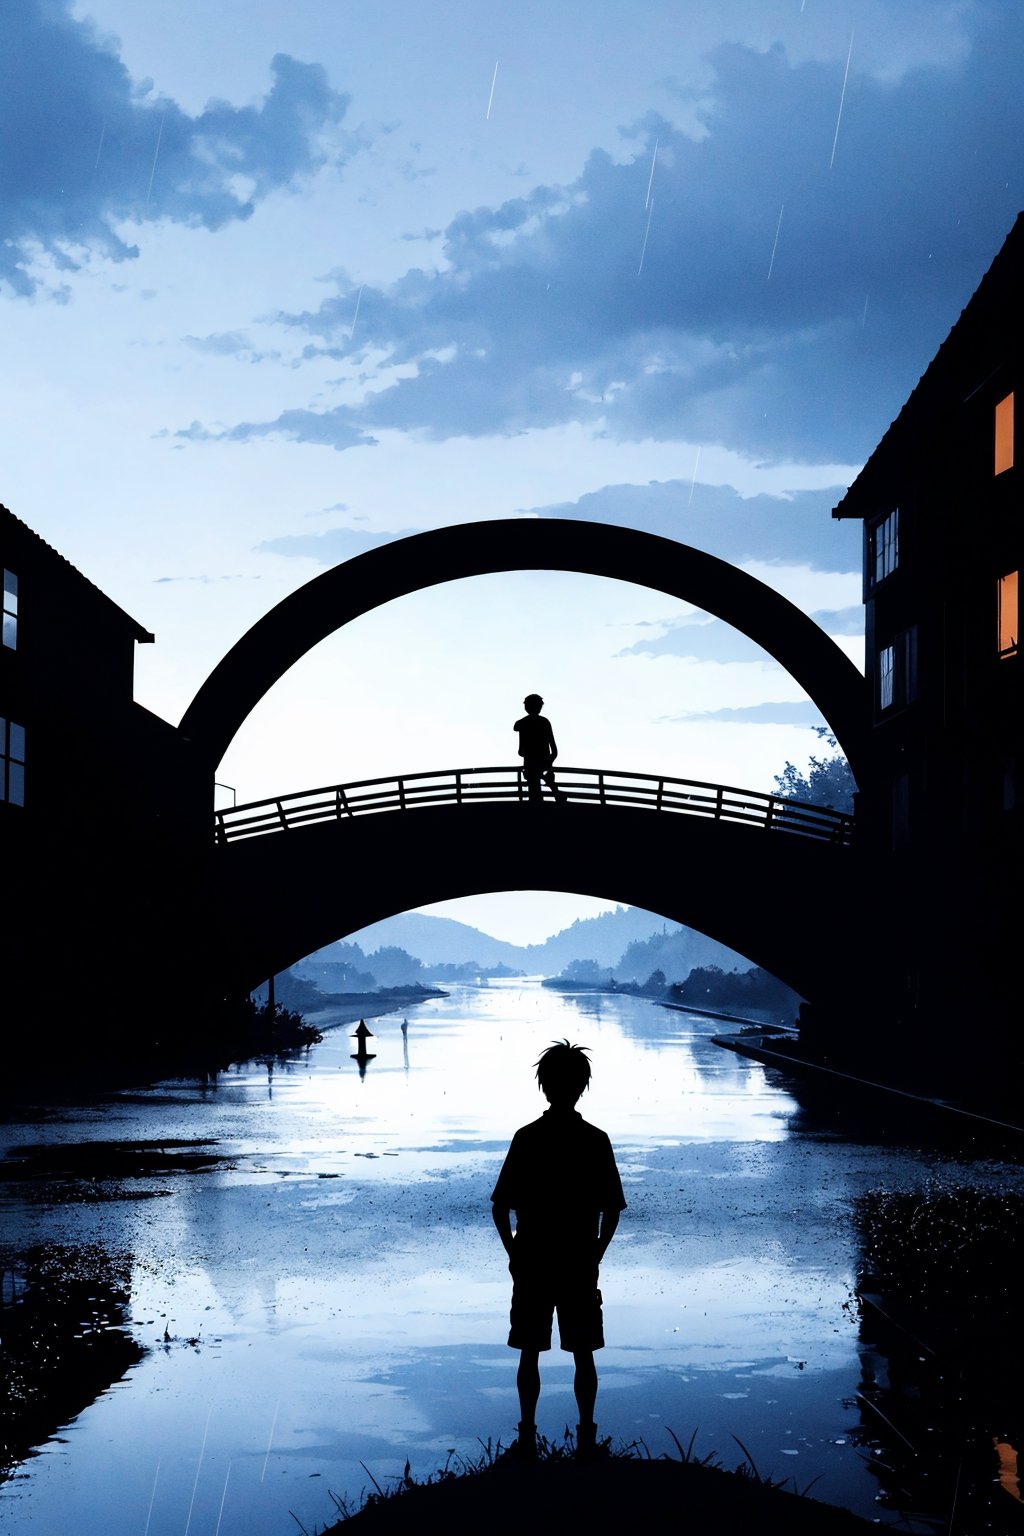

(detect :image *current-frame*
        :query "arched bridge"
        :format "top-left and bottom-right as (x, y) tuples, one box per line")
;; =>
(211, 765), (864, 1009)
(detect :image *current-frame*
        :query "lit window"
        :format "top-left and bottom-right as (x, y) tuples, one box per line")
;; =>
(1, 717), (25, 806)
(2, 569), (16, 650)
(877, 627), (918, 713)
(869, 509), (899, 585)
(998, 570), (1018, 657)
(995, 392), (1014, 475)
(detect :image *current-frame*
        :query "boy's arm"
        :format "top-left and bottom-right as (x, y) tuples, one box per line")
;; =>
(596, 1207), (620, 1264)
(492, 1204), (515, 1260)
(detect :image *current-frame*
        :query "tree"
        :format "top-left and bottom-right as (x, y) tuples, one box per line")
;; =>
(773, 727), (856, 812)
(561, 957), (611, 983)
(364, 945), (423, 987)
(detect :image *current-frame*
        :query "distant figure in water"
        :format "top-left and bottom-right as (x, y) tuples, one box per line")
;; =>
(491, 1040), (626, 1460)
(514, 693), (567, 804)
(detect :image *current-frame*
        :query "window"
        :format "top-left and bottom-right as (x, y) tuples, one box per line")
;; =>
(878, 644), (895, 711)
(2, 569), (16, 650)
(997, 570), (1018, 657)
(869, 509), (899, 586)
(1, 718), (25, 805)
(877, 626), (918, 713)
(995, 392), (1014, 475)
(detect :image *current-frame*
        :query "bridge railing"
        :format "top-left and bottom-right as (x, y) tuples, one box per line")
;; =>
(214, 765), (854, 847)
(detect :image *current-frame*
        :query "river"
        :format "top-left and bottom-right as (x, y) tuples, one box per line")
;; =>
(2, 979), (1023, 1534)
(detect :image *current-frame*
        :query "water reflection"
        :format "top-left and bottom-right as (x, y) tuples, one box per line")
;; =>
(1, 981), (1023, 1536)
(0, 1243), (145, 1482)
(850, 1185), (1024, 1533)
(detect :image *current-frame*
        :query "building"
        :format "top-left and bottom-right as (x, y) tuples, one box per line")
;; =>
(1, 505), (206, 1063)
(833, 214), (1022, 1051)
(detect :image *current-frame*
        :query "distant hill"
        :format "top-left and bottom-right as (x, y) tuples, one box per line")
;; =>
(326, 912), (526, 968)
(333, 905), (747, 978)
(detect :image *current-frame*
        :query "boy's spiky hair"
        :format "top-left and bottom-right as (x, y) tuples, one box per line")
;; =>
(535, 1039), (592, 1098)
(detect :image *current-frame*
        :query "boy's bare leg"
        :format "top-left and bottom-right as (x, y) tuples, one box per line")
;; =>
(517, 1349), (541, 1429)
(572, 1350), (598, 1428)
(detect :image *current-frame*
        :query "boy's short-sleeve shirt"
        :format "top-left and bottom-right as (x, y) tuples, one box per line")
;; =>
(490, 1108), (626, 1252)
(514, 714), (554, 760)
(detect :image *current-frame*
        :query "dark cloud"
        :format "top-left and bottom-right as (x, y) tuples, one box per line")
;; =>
(531, 479), (860, 571)
(215, 8), (1023, 462)
(0, 1), (351, 295)
(667, 701), (827, 726)
(255, 526), (420, 562)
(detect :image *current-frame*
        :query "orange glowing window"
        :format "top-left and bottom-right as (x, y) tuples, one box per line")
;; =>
(998, 570), (1018, 657)
(995, 392), (1014, 474)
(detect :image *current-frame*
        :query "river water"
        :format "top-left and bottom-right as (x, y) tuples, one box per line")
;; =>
(2, 980), (1023, 1535)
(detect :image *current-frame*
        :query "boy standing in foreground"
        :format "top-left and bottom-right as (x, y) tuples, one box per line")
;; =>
(491, 1041), (626, 1458)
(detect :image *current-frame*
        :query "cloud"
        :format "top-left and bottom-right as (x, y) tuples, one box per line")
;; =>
(183, 330), (281, 363)
(153, 572), (256, 584)
(255, 526), (421, 562)
(174, 409), (377, 451)
(808, 605), (864, 636)
(206, 9), (1023, 463)
(0, 1), (351, 295)
(620, 615), (777, 665)
(532, 479), (860, 571)
(666, 700), (827, 726)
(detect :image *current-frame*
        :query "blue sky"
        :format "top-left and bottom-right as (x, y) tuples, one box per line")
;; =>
(3, 0), (1020, 941)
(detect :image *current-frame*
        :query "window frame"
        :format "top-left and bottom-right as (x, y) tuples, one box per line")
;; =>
(0, 716), (26, 806)
(997, 569), (1019, 659)
(2, 569), (16, 651)
(868, 508), (900, 588)
(995, 391), (1014, 476)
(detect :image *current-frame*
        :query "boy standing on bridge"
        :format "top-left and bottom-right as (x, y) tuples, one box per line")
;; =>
(491, 1040), (626, 1459)
(514, 693), (567, 803)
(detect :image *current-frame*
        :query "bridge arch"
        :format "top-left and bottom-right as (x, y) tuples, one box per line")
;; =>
(213, 800), (867, 1009)
(180, 519), (868, 781)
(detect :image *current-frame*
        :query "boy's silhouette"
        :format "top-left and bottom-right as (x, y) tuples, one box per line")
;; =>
(514, 693), (567, 804)
(491, 1040), (626, 1459)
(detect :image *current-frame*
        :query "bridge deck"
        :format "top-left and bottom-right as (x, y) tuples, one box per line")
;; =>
(215, 765), (853, 847)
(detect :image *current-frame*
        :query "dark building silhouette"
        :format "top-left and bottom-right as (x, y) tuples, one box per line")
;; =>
(1, 505), (206, 1066)
(833, 212), (1022, 1055)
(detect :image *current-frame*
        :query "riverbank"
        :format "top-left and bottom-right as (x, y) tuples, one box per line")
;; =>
(713, 1029), (1024, 1148)
(304, 986), (447, 1030)
(0, 987), (446, 1108)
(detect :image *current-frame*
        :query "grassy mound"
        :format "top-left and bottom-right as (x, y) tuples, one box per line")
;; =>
(317, 1432), (877, 1535)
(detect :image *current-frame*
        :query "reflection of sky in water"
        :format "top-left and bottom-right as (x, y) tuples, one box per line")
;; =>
(2, 981), (1020, 1535)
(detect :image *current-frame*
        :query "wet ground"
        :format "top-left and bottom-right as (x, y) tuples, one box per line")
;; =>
(2, 980), (1024, 1534)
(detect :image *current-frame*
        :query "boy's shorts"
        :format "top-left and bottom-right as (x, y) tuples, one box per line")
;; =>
(507, 1253), (604, 1353)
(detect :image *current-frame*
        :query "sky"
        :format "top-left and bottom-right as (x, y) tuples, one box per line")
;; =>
(3, 1), (1022, 943)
